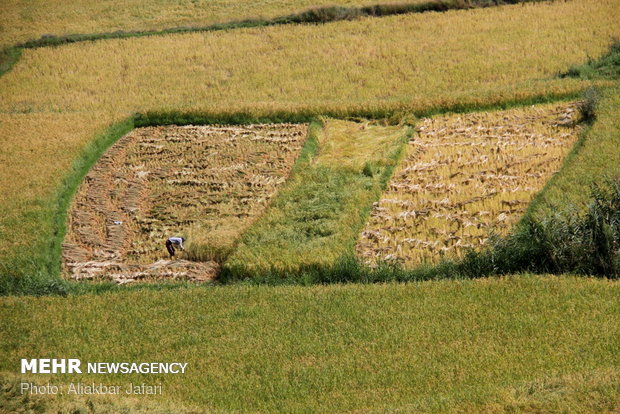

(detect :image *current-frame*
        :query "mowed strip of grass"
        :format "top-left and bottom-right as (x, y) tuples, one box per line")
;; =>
(224, 119), (408, 277)
(1, 275), (619, 413)
(1, 0), (618, 287)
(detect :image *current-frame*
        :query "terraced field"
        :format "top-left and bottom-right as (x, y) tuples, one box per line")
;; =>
(63, 123), (306, 283)
(357, 102), (581, 266)
(1, 0), (618, 282)
(1, 0), (620, 412)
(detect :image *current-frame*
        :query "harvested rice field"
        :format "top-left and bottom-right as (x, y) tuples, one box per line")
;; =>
(357, 102), (581, 267)
(62, 123), (306, 283)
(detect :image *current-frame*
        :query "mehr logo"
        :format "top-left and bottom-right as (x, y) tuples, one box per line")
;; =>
(21, 359), (82, 374)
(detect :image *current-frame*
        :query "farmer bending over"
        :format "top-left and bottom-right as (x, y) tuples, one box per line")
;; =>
(166, 236), (185, 258)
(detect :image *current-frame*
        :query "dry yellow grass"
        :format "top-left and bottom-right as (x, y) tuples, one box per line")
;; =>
(0, 0), (430, 48)
(0, 0), (618, 268)
(316, 119), (404, 170)
(2, 0), (618, 115)
(357, 102), (582, 266)
(62, 124), (306, 282)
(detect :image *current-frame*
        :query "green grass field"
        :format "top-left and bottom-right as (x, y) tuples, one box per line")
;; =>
(1, 0), (619, 411)
(1, 276), (619, 413)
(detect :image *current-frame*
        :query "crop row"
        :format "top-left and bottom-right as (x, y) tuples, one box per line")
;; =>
(62, 124), (306, 283)
(358, 102), (581, 266)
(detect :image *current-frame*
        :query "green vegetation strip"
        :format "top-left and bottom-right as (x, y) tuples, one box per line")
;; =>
(561, 41), (620, 80)
(0, 0), (548, 78)
(223, 119), (410, 280)
(0, 47), (21, 77)
(1, 275), (618, 412)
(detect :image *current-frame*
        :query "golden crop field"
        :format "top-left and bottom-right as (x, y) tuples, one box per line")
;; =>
(2, 1), (618, 115)
(0, 0), (427, 48)
(1, 0), (620, 411)
(0, 111), (112, 262)
(357, 102), (581, 266)
(0, 0), (618, 271)
(62, 124), (306, 283)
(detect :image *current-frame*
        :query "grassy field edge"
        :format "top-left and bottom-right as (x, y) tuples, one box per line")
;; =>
(0, 46), (21, 77)
(0, 118), (135, 296)
(134, 89), (585, 127)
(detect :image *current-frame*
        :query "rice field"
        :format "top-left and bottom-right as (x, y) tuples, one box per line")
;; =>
(2, 275), (619, 412)
(0, 0), (435, 48)
(357, 102), (582, 266)
(1, 0), (617, 277)
(3, 0), (619, 116)
(1, 0), (619, 411)
(63, 123), (306, 283)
